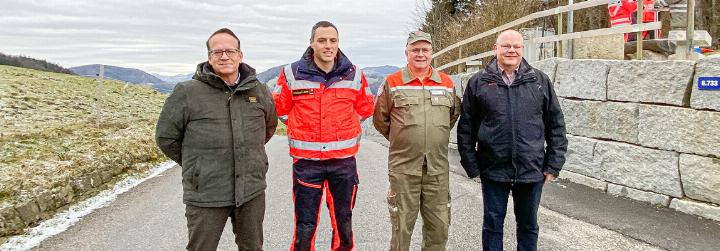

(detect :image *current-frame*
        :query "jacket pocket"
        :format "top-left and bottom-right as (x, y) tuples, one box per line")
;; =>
(242, 105), (266, 144)
(525, 84), (544, 116)
(333, 90), (359, 129)
(291, 93), (316, 102)
(182, 157), (201, 191)
(430, 95), (452, 128)
(392, 96), (420, 126)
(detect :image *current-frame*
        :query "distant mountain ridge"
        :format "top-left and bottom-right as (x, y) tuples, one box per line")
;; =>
(0, 52), (75, 75)
(256, 65), (283, 84)
(70, 64), (165, 84)
(70, 64), (181, 93)
(152, 73), (193, 84)
(362, 65), (400, 77)
(67, 63), (399, 95)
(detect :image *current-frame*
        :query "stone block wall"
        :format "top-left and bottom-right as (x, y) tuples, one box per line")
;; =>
(450, 57), (720, 221)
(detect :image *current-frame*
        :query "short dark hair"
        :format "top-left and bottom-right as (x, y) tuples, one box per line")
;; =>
(310, 21), (338, 42)
(206, 28), (241, 51)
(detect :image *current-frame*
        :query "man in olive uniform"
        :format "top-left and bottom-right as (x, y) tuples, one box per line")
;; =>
(373, 31), (461, 251)
(156, 28), (277, 251)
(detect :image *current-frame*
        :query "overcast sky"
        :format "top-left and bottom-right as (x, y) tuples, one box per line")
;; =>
(0, 0), (422, 75)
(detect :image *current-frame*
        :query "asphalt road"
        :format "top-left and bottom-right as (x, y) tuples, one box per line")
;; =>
(32, 136), (719, 250)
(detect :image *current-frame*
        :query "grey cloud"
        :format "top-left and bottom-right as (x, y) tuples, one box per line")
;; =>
(1, 0), (419, 74)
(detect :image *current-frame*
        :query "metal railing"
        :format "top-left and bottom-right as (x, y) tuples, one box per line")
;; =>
(433, 0), (666, 71)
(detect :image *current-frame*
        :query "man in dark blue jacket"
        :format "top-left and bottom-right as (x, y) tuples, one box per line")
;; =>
(457, 29), (567, 251)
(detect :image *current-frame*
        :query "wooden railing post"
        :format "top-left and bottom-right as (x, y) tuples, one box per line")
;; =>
(637, 0), (644, 60)
(687, 0), (695, 59)
(457, 46), (463, 73)
(557, 7), (563, 57)
(567, 0), (574, 58)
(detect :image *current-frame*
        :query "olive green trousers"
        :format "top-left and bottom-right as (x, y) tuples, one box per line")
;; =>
(387, 167), (450, 251)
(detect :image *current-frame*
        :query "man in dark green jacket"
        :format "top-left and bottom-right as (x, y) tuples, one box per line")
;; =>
(155, 28), (277, 251)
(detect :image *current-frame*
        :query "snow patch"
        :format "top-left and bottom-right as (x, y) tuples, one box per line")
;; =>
(0, 161), (176, 251)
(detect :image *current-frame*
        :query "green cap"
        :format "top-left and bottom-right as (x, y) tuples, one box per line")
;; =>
(407, 30), (432, 45)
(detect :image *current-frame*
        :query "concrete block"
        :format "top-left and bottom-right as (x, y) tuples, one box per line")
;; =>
(640, 50), (669, 61)
(670, 199), (720, 222)
(529, 57), (566, 83)
(0, 206), (24, 235)
(563, 135), (601, 178)
(14, 200), (41, 224)
(71, 177), (92, 192)
(35, 191), (54, 212)
(680, 154), (720, 205)
(668, 30), (713, 47)
(555, 60), (619, 100)
(638, 105), (720, 157)
(457, 72), (475, 97)
(691, 57), (720, 111)
(607, 183), (671, 207)
(607, 60), (695, 106)
(573, 34), (625, 60)
(558, 170), (608, 191)
(53, 185), (74, 206)
(559, 99), (639, 144)
(100, 170), (113, 184)
(594, 141), (682, 197)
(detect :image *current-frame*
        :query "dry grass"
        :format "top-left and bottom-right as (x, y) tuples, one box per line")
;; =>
(0, 65), (167, 207)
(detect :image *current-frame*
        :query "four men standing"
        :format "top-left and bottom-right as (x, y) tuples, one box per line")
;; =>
(373, 31), (460, 251)
(156, 25), (566, 250)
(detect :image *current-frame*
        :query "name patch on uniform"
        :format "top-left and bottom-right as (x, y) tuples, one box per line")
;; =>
(430, 89), (446, 96)
(248, 96), (258, 103)
(292, 89), (314, 95)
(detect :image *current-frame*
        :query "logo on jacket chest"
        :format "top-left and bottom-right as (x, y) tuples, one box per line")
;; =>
(292, 89), (314, 95)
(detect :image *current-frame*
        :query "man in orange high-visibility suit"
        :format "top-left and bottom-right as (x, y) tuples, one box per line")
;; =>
(608, 0), (638, 41)
(641, 0), (661, 39)
(272, 20), (374, 251)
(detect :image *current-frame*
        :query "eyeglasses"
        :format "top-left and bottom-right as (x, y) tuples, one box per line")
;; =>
(498, 44), (523, 51)
(209, 49), (240, 58)
(409, 48), (432, 54)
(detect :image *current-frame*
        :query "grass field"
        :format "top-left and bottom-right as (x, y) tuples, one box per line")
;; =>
(0, 65), (167, 212)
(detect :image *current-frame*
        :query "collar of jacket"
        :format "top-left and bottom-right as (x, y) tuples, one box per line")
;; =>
(193, 62), (260, 92)
(401, 66), (442, 84)
(294, 46), (354, 83)
(483, 57), (535, 86)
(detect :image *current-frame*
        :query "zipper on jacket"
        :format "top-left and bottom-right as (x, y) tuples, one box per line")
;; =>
(422, 79), (427, 161)
(506, 83), (518, 184)
(227, 92), (238, 205)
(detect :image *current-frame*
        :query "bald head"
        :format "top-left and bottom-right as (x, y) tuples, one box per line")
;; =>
(494, 29), (524, 71)
(496, 30), (523, 44)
